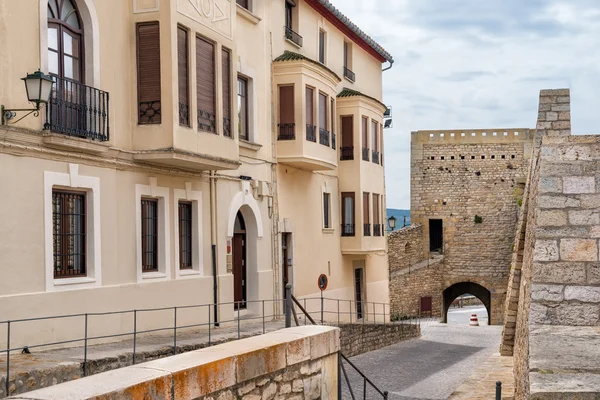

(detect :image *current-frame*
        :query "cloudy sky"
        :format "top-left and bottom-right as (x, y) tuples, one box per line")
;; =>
(329, 0), (600, 209)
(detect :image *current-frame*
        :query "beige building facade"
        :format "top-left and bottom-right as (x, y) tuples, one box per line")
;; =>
(0, 0), (392, 348)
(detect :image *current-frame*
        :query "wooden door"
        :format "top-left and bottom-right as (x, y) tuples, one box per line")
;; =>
(233, 233), (246, 309)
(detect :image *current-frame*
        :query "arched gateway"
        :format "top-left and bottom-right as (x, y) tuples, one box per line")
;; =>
(442, 282), (491, 325)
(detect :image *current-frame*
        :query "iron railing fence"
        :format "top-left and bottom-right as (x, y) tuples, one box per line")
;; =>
(46, 76), (110, 141)
(341, 223), (355, 237)
(364, 223), (371, 236)
(284, 26), (303, 47)
(343, 67), (356, 82)
(362, 147), (369, 161)
(372, 150), (380, 164)
(340, 146), (354, 160)
(319, 128), (330, 146)
(0, 296), (404, 397)
(277, 123), (295, 140)
(332, 132), (336, 149)
(306, 124), (317, 142)
(287, 292), (391, 400)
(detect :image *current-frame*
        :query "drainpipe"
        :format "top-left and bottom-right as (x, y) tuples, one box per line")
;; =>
(382, 60), (394, 72)
(209, 171), (219, 326)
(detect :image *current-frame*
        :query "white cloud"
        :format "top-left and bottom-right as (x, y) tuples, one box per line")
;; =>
(330, 0), (600, 209)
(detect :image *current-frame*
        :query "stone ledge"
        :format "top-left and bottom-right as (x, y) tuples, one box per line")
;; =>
(8, 326), (339, 400)
(531, 373), (600, 399)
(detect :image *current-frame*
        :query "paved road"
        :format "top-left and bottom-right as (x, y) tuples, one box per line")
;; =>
(342, 307), (501, 399)
(447, 305), (488, 325)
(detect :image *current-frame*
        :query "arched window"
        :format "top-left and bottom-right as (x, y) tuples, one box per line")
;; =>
(48, 0), (84, 82)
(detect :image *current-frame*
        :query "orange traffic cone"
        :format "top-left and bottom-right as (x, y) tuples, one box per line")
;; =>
(469, 314), (479, 326)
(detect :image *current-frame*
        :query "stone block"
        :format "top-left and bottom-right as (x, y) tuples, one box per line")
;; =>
(532, 302), (600, 326)
(537, 210), (567, 227)
(539, 177), (562, 193)
(551, 121), (571, 130)
(537, 195), (580, 209)
(558, 111), (571, 120)
(563, 176), (595, 194)
(560, 239), (598, 261)
(557, 96), (571, 103)
(286, 337), (311, 365)
(533, 240), (559, 262)
(537, 121), (552, 130)
(532, 262), (587, 284)
(588, 264), (600, 284)
(569, 210), (600, 225)
(237, 344), (286, 382)
(531, 284), (564, 302)
(540, 89), (570, 96)
(546, 112), (558, 121)
(580, 195), (600, 209)
(536, 227), (589, 239)
(564, 286), (600, 303)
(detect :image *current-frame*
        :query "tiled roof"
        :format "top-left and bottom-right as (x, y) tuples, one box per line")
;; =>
(273, 51), (341, 81)
(337, 87), (386, 109)
(309, 0), (393, 63)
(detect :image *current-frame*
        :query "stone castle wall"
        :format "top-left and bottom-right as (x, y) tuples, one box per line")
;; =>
(338, 323), (420, 357)
(389, 130), (534, 325)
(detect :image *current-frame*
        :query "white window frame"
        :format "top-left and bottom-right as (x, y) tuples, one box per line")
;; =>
(321, 182), (334, 233)
(44, 164), (101, 291)
(136, 182), (171, 283)
(173, 187), (203, 278)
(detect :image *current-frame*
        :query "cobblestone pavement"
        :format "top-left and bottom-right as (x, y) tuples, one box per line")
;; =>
(342, 314), (503, 399)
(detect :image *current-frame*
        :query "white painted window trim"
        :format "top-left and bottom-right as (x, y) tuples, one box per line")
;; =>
(173, 185), (204, 279)
(44, 164), (101, 292)
(321, 182), (334, 233)
(136, 181), (171, 283)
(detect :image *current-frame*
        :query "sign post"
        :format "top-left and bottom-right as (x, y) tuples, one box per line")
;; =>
(318, 274), (328, 324)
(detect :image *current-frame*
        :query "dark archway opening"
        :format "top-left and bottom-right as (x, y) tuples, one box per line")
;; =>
(442, 282), (491, 325)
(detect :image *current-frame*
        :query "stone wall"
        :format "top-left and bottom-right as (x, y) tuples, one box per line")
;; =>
(338, 323), (420, 357)
(9, 326), (340, 400)
(388, 225), (426, 275)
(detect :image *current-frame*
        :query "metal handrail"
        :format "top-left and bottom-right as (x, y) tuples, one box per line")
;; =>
(288, 293), (389, 400)
(284, 26), (303, 47)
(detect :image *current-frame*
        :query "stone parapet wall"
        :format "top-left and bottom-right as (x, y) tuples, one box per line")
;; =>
(338, 323), (420, 357)
(9, 326), (340, 400)
(388, 224), (426, 274)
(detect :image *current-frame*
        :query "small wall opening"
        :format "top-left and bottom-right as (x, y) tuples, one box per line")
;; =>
(442, 282), (491, 325)
(429, 219), (443, 253)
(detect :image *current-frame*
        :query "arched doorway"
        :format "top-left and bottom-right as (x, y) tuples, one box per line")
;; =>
(233, 211), (247, 310)
(442, 282), (491, 325)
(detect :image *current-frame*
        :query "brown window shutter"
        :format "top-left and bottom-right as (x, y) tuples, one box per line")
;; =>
(177, 26), (189, 126)
(362, 117), (368, 148)
(196, 36), (216, 133)
(137, 22), (161, 124)
(341, 115), (353, 147)
(372, 120), (378, 151)
(306, 87), (314, 126)
(373, 194), (380, 224)
(279, 86), (294, 124)
(222, 48), (232, 137)
(319, 92), (327, 131)
(363, 192), (369, 224)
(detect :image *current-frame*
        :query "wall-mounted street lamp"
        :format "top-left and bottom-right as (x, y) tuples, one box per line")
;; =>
(388, 215), (397, 232)
(1, 70), (54, 126)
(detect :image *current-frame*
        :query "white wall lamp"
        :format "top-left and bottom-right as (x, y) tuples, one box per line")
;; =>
(1, 70), (54, 126)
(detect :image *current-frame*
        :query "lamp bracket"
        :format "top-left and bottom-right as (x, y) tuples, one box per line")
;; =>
(1, 104), (42, 126)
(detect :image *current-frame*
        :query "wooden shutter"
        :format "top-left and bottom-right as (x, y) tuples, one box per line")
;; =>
(362, 117), (368, 148)
(373, 194), (380, 224)
(306, 87), (314, 126)
(196, 36), (215, 133)
(372, 120), (378, 151)
(341, 116), (353, 147)
(279, 86), (294, 124)
(363, 192), (369, 224)
(222, 48), (232, 137)
(319, 92), (327, 130)
(330, 99), (335, 134)
(177, 26), (189, 126)
(137, 22), (161, 124)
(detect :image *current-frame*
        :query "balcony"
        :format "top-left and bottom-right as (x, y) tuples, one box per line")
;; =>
(319, 128), (330, 146)
(306, 124), (317, 142)
(363, 223), (371, 236)
(373, 224), (382, 237)
(331, 132), (336, 149)
(343, 67), (355, 82)
(278, 123), (296, 140)
(372, 150), (380, 164)
(362, 147), (369, 161)
(284, 26), (303, 47)
(340, 146), (354, 160)
(341, 224), (355, 237)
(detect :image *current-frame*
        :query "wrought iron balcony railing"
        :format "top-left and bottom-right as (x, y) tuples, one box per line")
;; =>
(46, 76), (109, 141)
(278, 123), (295, 140)
(223, 117), (232, 138)
(340, 146), (354, 160)
(331, 132), (336, 149)
(373, 224), (382, 237)
(344, 66), (355, 82)
(284, 26), (303, 47)
(197, 109), (216, 133)
(364, 223), (371, 236)
(179, 102), (189, 127)
(372, 150), (380, 164)
(306, 124), (317, 142)
(362, 147), (369, 161)
(319, 128), (330, 146)
(341, 223), (355, 237)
